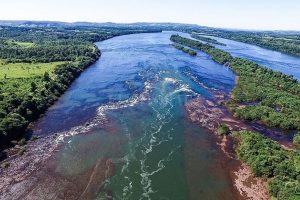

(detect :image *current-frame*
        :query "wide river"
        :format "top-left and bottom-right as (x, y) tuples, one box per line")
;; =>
(5, 31), (300, 200)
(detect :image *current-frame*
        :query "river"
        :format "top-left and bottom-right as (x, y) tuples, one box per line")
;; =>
(205, 35), (300, 81)
(1, 31), (300, 200)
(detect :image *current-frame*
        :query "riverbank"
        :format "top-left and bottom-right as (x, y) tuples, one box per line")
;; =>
(0, 26), (102, 151)
(0, 72), (153, 198)
(185, 95), (270, 200)
(176, 33), (300, 199)
(1, 30), (298, 199)
(171, 34), (300, 132)
(0, 102), (128, 199)
(0, 27), (163, 153)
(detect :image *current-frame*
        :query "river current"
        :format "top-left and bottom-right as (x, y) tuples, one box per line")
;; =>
(10, 31), (300, 199)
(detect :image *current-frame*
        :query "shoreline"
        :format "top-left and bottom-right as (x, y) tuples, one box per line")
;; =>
(0, 110), (114, 198)
(1, 91), (284, 199)
(0, 29), (164, 154)
(0, 94), (271, 200)
(185, 95), (270, 200)
(0, 77), (153, 198)
(0, 50), (101, 155)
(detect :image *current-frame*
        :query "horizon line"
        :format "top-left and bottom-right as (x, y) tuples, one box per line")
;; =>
(1, 19), (300, 32)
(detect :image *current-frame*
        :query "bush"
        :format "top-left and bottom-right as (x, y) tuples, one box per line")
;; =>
(0, 113), (28, 139)
(217, 123), (230, 136)
(293, 133), (300, 147)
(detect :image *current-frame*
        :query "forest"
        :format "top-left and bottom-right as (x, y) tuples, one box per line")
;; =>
(190, 33), (225, 46)
(227, 58), (300, 130)
(0, 26), (161, 152)
(201, 30), (300, 57)
(171, 43), (197, 56)
(171, 34), (300, 199)
(236, 131), (300, 200)
(170, 35), (232, 64)
(170, 35), (300, 131)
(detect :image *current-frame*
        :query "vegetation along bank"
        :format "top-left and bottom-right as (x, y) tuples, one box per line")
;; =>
(195, 30), (300, 57)
(170, 34), (300, 200)
(0, 26), (161, 152)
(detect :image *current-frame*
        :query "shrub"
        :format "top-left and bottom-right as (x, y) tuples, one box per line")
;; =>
(217, 123), (230, 136)
(293, 133), (300, 147)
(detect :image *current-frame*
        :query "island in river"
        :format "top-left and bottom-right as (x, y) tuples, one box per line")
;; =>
(0, 22), (300, 200)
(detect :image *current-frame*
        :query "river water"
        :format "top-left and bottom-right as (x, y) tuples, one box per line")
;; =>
(206, 35), (300, 81)
(7, 31), (300, 199)
(28, 32), (237, 199)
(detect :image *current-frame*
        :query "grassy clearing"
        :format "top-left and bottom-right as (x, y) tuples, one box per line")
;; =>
(0, 60), (66, 79)
(13, 41), (35, 48)
(5, 40), (35, 48)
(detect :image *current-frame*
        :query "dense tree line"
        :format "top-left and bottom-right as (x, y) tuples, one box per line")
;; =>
(171, 34), (300, 199)
(170, 35), (232, 64)
(171, 43), (197, 56)
(227, 58), (300, 130)
(0, 43), (96, 63)
(0, 26), (161, 43)
(0, 57), (100, 150)
(170, 35), (300, 131)
(203, 30), (300, 57)
(0, 26), (161, 151)
(190, 34), (225, 46)
(236, 131), (300, 200)
(0, 26), (160, 63)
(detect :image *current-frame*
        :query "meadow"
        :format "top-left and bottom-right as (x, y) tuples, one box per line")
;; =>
(0, 60), (65, 78)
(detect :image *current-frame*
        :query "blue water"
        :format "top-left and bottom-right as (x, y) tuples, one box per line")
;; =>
(205, 35), (300, 80)
(33, 32), (235, 135)
(26, 32), (239, 199)
(26, 31), (300, 199)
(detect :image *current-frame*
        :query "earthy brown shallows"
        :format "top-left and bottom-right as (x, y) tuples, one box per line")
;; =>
(0, 116), (113, 200)
(185, 95), (270, 200)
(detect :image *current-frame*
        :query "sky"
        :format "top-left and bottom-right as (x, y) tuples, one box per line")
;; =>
(0, 0), (299, 30)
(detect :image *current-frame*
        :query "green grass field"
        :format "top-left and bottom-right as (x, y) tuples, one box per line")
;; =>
(0, 60), (66, 79)
(7, 40), (35, 48)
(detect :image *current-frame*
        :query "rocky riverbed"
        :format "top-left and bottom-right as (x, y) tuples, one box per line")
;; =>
(185, 95), (270, 200)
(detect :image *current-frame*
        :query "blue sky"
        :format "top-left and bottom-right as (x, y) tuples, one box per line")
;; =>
(0, 0), (299, 30)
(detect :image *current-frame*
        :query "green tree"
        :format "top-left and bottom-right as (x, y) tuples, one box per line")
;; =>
(30, 82), (37, 92)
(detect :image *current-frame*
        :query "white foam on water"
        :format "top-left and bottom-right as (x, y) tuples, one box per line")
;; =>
(164, 76), (198, 97)
(52, 80), (153, 146)
(7, 79), (155, 198)
(184, 71), (219, 91)
(138, 89), (177, 199)
(164, 77), (178, 84)
(97, 74), (199, 199)
(170, 83), (196, 96)
(97, 81), (152, 120)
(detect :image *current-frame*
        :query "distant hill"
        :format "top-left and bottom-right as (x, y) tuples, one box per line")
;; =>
(0, 20), (299, 35)
(0, 20), (216, 35)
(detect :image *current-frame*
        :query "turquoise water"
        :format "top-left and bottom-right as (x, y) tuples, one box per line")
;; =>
(30, 31), (300, 199)
(31, 32), (238, 199)
(53, 67), (237, 199)
(33, 32), (235, 135)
